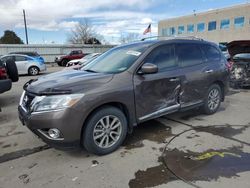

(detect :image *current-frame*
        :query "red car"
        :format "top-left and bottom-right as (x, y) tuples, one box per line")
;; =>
(0, 59), (18, 94)
(55, 50), (88, 66)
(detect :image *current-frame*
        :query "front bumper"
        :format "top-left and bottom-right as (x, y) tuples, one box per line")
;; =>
(18, 105), (83, 150)
(0, 79), (12, 93)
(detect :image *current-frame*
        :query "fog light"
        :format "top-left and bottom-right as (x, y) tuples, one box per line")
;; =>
(48, 128), (60, 139)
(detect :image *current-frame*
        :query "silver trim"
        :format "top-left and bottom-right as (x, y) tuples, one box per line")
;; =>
(31, 108), (66, 115)
(37, 129), (64, 141)
(139, 104), (180, 121)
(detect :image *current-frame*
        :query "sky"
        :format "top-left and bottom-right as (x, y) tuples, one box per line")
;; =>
(0, 0), (248, 44)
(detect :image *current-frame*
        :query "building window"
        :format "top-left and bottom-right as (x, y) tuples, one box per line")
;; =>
(162, 28), (167, 36)
(197, 23), (205, 32)
(208, 21), (216, 31)
(220, 19), (230, 29)
(170, 27), (176, 36)
(234, 17), (245, 28)
(187, 24), (194, 33)
(178, 26), (185, 34)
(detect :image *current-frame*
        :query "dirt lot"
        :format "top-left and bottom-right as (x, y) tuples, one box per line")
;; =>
(0, 65), (250, 188)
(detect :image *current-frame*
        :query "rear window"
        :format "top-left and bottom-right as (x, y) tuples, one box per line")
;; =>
(201, 45), (221, 62)
(15, 56), (27, 61)
(176, 44), (204, 67)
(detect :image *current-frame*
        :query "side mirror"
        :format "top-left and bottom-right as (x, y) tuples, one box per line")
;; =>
(139, 63), (158, 74)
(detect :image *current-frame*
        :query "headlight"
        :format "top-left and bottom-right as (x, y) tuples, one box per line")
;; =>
(30, 94), (84, 112)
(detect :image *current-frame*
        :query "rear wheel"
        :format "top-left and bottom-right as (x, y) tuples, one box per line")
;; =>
(28, 66), (39, 76)
(82, 106), (128, 155)
(202, 84), (222, 114)
(5, 59), (18, 82)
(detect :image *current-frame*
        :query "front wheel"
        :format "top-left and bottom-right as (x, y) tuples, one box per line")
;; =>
(82, 106), (128, 155)
(202, 84), (222, 115)
(28, 66), (39, 76)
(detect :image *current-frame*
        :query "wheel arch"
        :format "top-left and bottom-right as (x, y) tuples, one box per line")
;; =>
(80, 102), (133, 143)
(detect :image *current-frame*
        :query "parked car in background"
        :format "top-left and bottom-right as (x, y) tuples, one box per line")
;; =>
(0, 54), (46, 76)
(64, 53), (101, 71)
(66, 53), (101, 67)
(19, 38), (229, 155)
(55, 50), (88, 66)
(227, 40), (250, 87)
(0, 59), (18, 94)
(9, 51), (45, 63)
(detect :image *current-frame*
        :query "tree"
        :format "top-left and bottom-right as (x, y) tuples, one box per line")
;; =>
(68, 19), (102, 44)
(120, 33), (139, 44)
(0, 30), (24, 44)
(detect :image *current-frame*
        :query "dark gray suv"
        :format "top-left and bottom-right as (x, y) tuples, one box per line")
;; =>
(18, 39), (229, 155)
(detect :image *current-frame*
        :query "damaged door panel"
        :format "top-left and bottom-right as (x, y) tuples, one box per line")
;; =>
(134, 44), (181, 122)
(176, 43), (208, 107)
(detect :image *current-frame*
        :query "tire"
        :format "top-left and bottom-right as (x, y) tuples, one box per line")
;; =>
(82, 106), (128, 155)
(28, 66), (39, 76)
(202, 84), (222, 115)
(5, 59), (19, 82)
(61, 59), (68, 67)
(57, 62), (62, 66)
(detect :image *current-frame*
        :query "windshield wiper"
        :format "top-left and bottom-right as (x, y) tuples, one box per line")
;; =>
(84, 69), (98, 73)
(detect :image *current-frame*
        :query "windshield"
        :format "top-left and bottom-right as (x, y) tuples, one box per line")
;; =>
(82, 43), (149, 74)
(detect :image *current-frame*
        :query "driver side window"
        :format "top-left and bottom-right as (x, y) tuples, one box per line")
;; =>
(144, 44), (177, 71)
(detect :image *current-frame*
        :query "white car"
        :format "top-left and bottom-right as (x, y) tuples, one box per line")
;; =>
(0, 54), (46, 76)
(66, 53), (101, 67)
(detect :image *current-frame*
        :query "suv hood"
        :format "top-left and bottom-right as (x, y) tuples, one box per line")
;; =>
(227, 40), (250, 57)
(25, 70), (113, 95)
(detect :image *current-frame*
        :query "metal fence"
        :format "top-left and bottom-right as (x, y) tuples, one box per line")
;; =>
(0, 44), (115, 62)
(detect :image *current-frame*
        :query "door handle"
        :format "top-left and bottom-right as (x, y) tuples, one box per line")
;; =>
(205, 69), (214, 73)
(169, 78), (180, 82)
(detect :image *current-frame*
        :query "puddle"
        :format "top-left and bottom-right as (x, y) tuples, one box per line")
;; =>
(194, 125), (248, 138)
(123, 120), (173, 150)
(129, 147), (250, 187)
(129, 160), (177, 188)
(0, 145), (50, 163)
(164, 148), (250, 182)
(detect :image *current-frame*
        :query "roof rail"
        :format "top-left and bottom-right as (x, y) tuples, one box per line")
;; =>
(141, 35), (204, 41)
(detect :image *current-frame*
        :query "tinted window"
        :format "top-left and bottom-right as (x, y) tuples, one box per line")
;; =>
(220, 19), (230, 29)
(197, 23), (205, 32)
(178, 26), (185, 34)
(201, 45), (221, 62)
(208, 21), (216, 31)
(1, 56), (14, 62)
(176, 44), (203, 67)
(144, 45), (176, 70)
(15, 56), (27, 61)
(187, 24), (194, 33)
(234, 17), (244, 28)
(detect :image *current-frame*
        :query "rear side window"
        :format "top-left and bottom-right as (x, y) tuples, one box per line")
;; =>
(176, 44), (204, 67)
(201, 45), (221, 62)
(144, 44), (177, 71)
(1, 56), (14, 62)
(15, 56), (27, 61)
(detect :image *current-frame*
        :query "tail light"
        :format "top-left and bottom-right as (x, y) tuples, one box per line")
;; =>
(0, 67), (8, 79)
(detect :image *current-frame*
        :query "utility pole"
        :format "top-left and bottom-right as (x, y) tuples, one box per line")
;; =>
(23, 9), (29, 44)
